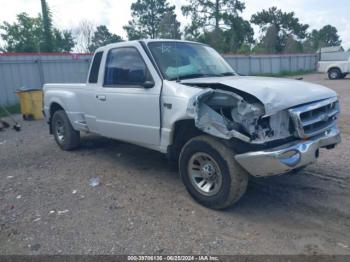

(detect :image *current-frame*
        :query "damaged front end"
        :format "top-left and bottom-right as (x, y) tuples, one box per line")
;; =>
(186, 88), (292, 144)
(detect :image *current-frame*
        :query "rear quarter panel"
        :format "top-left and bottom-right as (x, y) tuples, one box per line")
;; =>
(43, 84), (86, 130)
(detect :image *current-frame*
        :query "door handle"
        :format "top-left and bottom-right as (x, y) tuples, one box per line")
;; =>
(96, 95), (106, 101)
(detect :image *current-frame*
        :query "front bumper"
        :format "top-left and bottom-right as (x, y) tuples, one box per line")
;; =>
(234, 125), (341, 177)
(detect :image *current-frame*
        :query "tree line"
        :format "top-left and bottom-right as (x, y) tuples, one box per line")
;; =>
(0, 0), (344, 54)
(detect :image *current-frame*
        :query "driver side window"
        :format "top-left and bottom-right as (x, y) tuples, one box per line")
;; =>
(104, 47), (151, 87)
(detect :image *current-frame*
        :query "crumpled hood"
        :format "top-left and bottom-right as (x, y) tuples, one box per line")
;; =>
(181, 76), (337, 115)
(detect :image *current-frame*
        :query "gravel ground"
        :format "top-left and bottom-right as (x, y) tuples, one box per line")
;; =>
(0, 73), (349, 255)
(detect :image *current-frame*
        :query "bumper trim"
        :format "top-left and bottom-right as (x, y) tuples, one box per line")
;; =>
(234, 125), (341, 177)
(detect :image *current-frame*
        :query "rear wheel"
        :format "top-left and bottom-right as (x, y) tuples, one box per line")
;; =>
(179, 135), (248, 209)
(328, 68), (341, 80)
(52, 110), (80, 151)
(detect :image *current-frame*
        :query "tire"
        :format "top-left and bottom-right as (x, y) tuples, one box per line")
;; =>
(179, 135), (248, 209)
(328, 68), (341, 80)
(52, 110), (80, 151)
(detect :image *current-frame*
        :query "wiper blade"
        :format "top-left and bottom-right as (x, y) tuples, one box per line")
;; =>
(219, 72), (236, 76)
(169, 73), (213, 81)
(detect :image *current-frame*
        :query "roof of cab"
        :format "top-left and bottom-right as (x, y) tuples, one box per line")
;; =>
(95, 39), (204, 53)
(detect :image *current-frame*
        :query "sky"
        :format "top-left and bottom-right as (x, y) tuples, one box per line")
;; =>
(0, 0), (349, 50)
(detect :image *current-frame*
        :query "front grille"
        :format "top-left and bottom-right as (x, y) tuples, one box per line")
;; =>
(289, 97), (339, 139)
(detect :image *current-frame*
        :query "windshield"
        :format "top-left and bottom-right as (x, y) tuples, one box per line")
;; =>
(148, 42), (236, 81)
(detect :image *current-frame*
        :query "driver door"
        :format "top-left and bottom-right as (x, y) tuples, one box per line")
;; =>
(93, 46), (161, 147)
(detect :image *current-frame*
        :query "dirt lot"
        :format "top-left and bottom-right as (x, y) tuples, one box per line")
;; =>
(0, 73), (349, 255)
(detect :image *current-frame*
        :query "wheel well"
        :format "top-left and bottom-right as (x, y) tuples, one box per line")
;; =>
(167, 119), (203, 162)
(49, 102), (64, 134)
(328, 67), (341, 73)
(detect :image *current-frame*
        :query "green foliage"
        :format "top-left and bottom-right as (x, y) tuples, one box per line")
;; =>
(0, 13), (43, 52)
(251, 7), (309, 53)
(181, 0), (252, 53)
(89, 25), (123, 52)
(236, 43), (251, 54)
(0, 12), (75, 52)
(304, 25), (341, 51)
(159, 12), (181, 39)
(0, 104), (20, 118)
(124, 0), (181, 40)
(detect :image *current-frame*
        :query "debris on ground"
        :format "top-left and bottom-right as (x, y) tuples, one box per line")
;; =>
(72, 190), (77, 194)
(0, 140), (7, 145)
(57, 210), (69, 215)
(337, 242), (349, 249)
(29, 243), (41, 252)
(49, 210), (55, 215)
(89, 177), (101, 187)
(16, 195), (22, 199)
(33, 217), (41, 222)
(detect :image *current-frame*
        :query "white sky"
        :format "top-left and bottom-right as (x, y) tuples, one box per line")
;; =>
(1, 0), (349, 50)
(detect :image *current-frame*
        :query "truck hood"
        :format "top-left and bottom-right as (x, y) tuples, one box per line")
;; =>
(181, 76), (337, 115)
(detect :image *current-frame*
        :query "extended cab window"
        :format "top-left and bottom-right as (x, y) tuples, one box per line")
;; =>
(104, 47), (150, 86)
(88, 51), (103, 83)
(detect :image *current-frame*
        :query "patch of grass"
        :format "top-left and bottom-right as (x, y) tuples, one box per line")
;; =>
(254, 70), (315, 78)
(0, 104), (21, 118)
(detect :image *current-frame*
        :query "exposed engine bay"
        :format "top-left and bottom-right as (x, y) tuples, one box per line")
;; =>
(186, 87), (292, 144)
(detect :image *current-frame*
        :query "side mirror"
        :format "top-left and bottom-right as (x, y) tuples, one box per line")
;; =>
(143, 80), (155, 89)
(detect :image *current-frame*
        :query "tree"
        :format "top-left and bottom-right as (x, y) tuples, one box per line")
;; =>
(75, 20), (95, 53)
(251, 7), (309, 53)
(0, 13), (75, 52)
(284, 34), (303, 53)
(223, 15), (254, 52)
(304, 25), (341, 51)
(181, 0), (252, 52)
(53, 29), (75, 52)
(182, 0), (245, 33)
(40, 0), (53, 52)
(0, 13), (43, 52)
(159, 11), (181, 39)
(124, 0), (180, 40)
(89, 25), (123, 52)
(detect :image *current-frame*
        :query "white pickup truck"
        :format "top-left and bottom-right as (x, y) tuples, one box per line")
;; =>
(43, 40), (341, 209)
(318, 55), (350, 79)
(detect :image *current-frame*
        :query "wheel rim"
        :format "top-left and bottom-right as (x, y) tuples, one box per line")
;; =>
(187, 152), (223, 196)
(55, 119), (65, 143)
(330, 71), (338, 79)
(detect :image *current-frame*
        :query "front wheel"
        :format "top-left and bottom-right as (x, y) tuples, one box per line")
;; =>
(52, 110), (80, 151)
(179, 135), (248, 209)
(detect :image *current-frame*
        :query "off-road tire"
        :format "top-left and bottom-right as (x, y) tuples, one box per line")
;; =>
(179, 135), (248, 209)
(52, 110), (80, 151)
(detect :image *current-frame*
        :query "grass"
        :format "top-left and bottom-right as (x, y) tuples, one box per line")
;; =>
(0, 104), (21, 118)
(254, 70), (315, 77)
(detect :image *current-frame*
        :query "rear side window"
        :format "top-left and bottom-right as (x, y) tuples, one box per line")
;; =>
(104, 47), (150, 86)
(88, 51), (103, 83)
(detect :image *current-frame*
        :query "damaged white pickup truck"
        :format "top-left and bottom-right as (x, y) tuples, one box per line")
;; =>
(43, 40), (341, 209)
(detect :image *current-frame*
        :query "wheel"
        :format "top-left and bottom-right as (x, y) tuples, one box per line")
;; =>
(52, 110), (80, 150)
(179, 135), (248, 209)
(328, 68), (341, 80)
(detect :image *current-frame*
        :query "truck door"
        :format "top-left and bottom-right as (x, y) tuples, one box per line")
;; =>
(93, 46), (161, 146)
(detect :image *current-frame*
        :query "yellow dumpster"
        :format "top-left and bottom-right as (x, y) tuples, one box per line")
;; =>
(16, 89), (44, 120)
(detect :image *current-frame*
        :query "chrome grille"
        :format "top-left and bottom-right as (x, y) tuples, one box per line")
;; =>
(289, 97), (339, 139)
